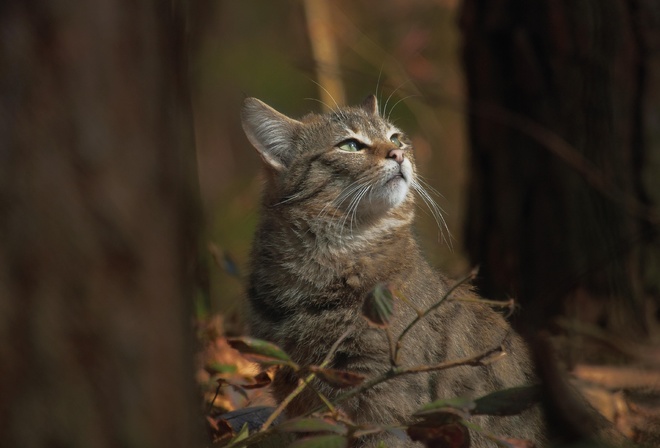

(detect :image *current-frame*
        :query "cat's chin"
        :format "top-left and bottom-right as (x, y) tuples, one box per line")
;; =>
(363, 176), (411, 215)
(385, 176), (410, 207)
(375, 159), (413, 211)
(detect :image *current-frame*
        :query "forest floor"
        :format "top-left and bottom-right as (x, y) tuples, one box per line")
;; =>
(196, 314), (660, 446)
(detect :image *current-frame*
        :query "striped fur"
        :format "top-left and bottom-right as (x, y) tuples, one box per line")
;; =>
(241, 97), (546, 447)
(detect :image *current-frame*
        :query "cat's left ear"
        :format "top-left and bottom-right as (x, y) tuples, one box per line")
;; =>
(241, 98), (302, 171)
(361, 95), (379, 116)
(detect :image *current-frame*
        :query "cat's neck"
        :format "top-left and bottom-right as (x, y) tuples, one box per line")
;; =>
(253, 204), (422, 288)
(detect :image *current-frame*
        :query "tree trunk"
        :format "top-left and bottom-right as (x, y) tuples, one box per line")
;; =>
(459, 0), (660, 337)
(0, 1), (203, 447)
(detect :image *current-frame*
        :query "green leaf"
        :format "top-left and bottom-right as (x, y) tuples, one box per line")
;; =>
(414, 397), (476, 418)
(362, 283), (395, 328)
(227, 337), (298, 368)
(205, 362), (238, 374)
(308, 366), (365, 388)
(225, 423), (249, 447)
(276, 418), (347, 435)
(289, 434), (349, 448)
(472, 385), (541, 416)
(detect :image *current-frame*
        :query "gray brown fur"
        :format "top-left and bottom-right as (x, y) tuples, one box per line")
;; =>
(241, 96), (546, 447)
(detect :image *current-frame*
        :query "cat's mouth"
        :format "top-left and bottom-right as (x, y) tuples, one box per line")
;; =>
(386, 174), (403, 186)
(387, 171), (407, 184)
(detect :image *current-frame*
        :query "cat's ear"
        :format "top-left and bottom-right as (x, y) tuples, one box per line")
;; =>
(241, 98), (302, 171)
(361, 95), (379, 116)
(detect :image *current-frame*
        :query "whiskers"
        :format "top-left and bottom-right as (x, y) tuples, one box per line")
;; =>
(411, 176), (453, 250)
(340, 184), (372, 241)
(313, 179), (373, 242)
(306, 78), (348, 119)
(376, 78), (420, 122)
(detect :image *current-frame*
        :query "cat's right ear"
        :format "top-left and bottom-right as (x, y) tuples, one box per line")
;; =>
(241, 98), (302, 171)
(361, 95), (379, 116)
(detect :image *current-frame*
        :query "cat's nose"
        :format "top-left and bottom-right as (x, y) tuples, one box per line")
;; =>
(387, 148), (405, 164)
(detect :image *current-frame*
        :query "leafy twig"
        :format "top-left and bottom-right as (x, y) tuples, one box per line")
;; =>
(303, 380), (337, 415)
(307, 340), (505, 417)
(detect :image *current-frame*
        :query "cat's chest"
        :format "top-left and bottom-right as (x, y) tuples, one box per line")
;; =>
(273, 251), (406, 315)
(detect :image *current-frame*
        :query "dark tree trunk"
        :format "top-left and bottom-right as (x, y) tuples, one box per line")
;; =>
(460, 0), (660, 337)
(0, 1), (203, 446)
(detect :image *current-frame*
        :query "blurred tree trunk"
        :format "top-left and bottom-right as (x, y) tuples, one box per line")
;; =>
(0, 1), (203, 447)
(460, 0), (660, 338)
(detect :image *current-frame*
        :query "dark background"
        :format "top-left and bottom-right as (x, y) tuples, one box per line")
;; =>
(1, 0), (658, 446)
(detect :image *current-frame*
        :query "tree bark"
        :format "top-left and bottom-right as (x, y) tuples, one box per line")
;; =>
(0, 1), (203, 447)
(460, 0), (660, 337)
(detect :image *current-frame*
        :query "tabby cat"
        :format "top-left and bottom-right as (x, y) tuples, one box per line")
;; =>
(241, 95), (545, 447)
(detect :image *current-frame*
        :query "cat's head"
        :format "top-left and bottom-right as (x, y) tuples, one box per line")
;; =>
(241, 95), (417, 229)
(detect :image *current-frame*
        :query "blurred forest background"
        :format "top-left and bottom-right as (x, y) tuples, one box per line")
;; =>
(195, 0), (471, 327)
(2, 0), (660, 446)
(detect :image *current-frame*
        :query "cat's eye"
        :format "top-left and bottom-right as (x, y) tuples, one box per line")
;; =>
(390, 134), (403, 148)
(337, 139), (365, 152)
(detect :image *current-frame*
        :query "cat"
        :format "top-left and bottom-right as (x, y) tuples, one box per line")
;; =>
(241, 95), (546, 447)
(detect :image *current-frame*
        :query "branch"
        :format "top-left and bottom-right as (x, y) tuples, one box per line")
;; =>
(396, 345), (504, 376)
(306, 341), (505, 418)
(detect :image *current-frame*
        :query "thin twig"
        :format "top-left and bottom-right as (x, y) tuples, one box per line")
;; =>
(260, 326), (355, 431)
(207, 383), (222, 413)
(305, 381), (337, 415)
(395, 346), (503, 376)
(306, 341), (505, 418)
(394, 268), (478, 364)
(385, 327), (397, 366)
(322, 325), (355, 366)
(260, 373), (315, 431)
